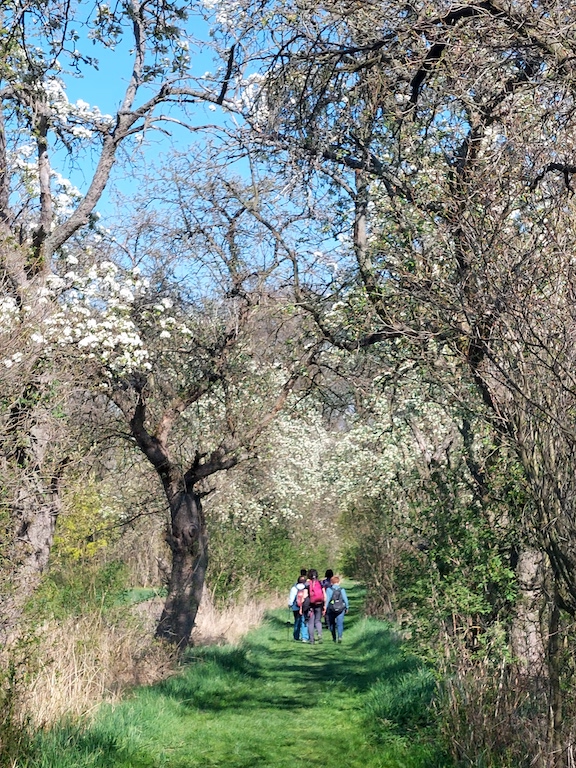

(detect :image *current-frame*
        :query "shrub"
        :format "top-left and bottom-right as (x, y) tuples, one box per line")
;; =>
(364, 667), (438, 734)
(0, 643), (34, 768)
(30, 560), (129, 621)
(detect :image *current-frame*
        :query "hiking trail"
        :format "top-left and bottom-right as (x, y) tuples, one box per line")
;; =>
(34, 584), (449, 767)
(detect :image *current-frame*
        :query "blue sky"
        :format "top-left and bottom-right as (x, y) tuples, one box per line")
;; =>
(56, 11), (230, 217)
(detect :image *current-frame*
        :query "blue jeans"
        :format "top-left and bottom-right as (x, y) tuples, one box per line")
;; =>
(327, 609), (345, 640)
(293, 611), (309, 640)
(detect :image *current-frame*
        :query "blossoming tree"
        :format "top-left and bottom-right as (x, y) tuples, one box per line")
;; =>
(0, 0), (254, 635)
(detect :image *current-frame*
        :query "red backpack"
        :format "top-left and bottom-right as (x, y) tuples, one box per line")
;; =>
(309, 579), (324, 605)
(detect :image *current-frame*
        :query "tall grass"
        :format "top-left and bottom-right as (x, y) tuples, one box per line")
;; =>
(0, 642), (34, 768)
(363, 666), (438, 733)
(25, 613), (177, 727)
(437, 658), (549, 767)
(23, 588), (281, 728)
(193, 589), (282, 645)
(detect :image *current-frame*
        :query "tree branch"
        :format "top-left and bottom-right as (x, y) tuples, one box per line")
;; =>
(217, 44), (236, 105)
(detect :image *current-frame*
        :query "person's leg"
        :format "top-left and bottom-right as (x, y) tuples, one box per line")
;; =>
(307, 610), (315, 643)
(314, 605), (323, 641)
(327, 610), (336, 641)
(335, 611), (345, 641)
(293, 610), (301, 640)
(301, 614), (309, 641)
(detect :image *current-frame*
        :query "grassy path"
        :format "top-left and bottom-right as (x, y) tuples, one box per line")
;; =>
(33, 585), (451, 768)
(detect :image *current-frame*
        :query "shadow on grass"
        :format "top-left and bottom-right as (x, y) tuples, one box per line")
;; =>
(155, 584), (422, 716)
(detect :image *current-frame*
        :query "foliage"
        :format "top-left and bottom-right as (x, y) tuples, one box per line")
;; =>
(330, 379), (527, 682)
(52, 481), (121, 564)
(340, 497), (400, 615)
(204, 405), (341, 601)
(219, 6), (576, 708)
(0, 0), (294, 649)
(392, 481), (518, 644)
(30, 560), (129, 621)
(4, 0), (576, 761)
(207, 514), (329, 602)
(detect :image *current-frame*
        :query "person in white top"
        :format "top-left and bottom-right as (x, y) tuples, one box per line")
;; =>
(288, 575), (309, 641)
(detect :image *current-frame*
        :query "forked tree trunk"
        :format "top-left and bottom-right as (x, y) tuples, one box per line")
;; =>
(155, 487), (208, 649)
(129, 397), (219, 650)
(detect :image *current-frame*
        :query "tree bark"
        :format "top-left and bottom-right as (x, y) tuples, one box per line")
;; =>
(0, 480), (63, 642)
(155, 487), (208, 649)
(0, 264), (69, 641)
(510, 549), (546, 673)
(128, 394), (218, 650)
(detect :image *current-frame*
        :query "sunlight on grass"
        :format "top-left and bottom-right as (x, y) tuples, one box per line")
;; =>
(29, 585), (451, 768)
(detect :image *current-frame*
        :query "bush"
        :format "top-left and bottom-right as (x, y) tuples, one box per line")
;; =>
(206, 516), (330, 603)
(364, 667), (438, 733)
(30, 560), (129, 621)
(0, 644), (34, 768)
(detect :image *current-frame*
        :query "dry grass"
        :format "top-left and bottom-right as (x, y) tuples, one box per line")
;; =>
(438, 658), (548, 767)
(193, 589), (283, 645)
(22, 589), (282, 727)
(23, 613), (178, 727)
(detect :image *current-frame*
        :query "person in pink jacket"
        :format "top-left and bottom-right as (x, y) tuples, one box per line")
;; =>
(306, 569), (326, 644)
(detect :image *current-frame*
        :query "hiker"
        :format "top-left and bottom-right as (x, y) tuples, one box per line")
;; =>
(325, 575), (349, 643)
(306, 569), (326, 644)
(321, 569), (333, 590)
(321, 569), (333, 628)
(288, 575), (309, 641)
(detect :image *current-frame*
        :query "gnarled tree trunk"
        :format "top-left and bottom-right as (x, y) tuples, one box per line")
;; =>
(155, 487), (208, 648)
(128, 391), (240, 650)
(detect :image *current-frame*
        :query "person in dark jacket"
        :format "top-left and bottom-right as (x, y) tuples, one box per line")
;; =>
(321, 569), (333, 590)
(320, 569), (333, 628)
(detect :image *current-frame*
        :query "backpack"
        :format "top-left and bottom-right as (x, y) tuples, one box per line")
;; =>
(328, 587), (345, 615)
(309, 579), (324, 606)
(296, 587), (307, 609)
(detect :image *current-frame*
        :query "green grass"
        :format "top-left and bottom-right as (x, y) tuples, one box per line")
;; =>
(28, 584), (452, 767)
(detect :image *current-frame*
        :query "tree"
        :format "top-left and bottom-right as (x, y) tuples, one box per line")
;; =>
(48, 158), (326, 648)
(0, 0), (257, 635)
